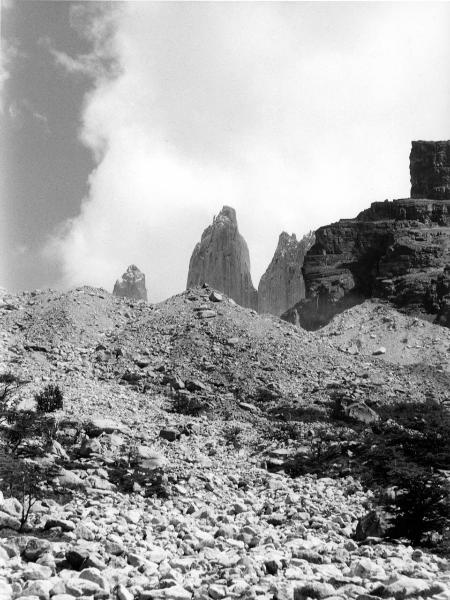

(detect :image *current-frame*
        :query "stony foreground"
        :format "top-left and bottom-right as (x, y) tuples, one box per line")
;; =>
(0, 429), (448, 600)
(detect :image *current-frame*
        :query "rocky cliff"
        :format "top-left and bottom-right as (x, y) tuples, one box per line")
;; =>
(258, 231), (315, 316)
(187, 206), (258, 309)
(282, 141), (450, 330)
(410, 140), (450, 200)
(113, 265), (148, 301)
(435, 266), (450, 327)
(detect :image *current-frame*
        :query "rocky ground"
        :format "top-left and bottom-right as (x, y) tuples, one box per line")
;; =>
(0, 286), (448, 600)
(318, 300), (450, 373)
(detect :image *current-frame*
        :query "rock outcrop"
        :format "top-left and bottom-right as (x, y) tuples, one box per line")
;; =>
(258, 231), (315, 316)
(435, 266), (450, 327)
(410, 140), (450, 200)
(187, 206), (258, 309)
(282, 141), (450, 330)
(113, 265), (147, 301)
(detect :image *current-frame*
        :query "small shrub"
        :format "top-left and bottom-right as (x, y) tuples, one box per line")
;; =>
(3, 409), (37, 452)
(38, 414), (60, 445)
(268, 421), (300, 443)
(35, 385), (63, 413)
(223, 425), (244, 449)
(380, 469), (449, 546)
(0, 456), (52, 531)
(0, 373), (26, 413)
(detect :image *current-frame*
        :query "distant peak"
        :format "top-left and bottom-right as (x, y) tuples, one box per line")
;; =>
(126, 264), (141, 273)
(278, 231), (297, 245)
(113, 265), (147, 301)
(217, 206), (237, 225)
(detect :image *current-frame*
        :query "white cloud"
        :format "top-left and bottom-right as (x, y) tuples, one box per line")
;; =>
(47, 2), (450, 301)
(40, 4), (121, 82)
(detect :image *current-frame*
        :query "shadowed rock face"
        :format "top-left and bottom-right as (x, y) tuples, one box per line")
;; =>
(435, 266), (450, 327)
(410, 140), (450, 200)
(258, 231), (315, 316)
(113, 265), (148, 301)
(186, 206), (258, 310)
(282, 141), (450, 330)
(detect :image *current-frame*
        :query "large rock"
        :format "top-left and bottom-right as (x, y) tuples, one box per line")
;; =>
(113, 265), (147, 301)
(282, 141), (450, 330)
(354, 510), (389, 541)
(187, 207), (258, 309)
(258, 231), (315, 316)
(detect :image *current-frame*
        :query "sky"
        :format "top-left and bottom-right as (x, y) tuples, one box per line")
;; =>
(1, 1), (450, 301)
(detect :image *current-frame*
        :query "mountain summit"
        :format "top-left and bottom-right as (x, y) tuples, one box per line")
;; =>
(113, 265), (148, 301)
(258, 231), (315, 316)
(187, 206), (258, 309)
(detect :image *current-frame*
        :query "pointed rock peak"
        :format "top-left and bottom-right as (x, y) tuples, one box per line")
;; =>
(277, 232), (298, 250)
(113, 265), (147, 301)
(279, 231), (294, 243)
(216, 206), (237, 225)
(187, 208), (257, 309)
(125, 264), (141, 276)
(258, 231), (315, 317)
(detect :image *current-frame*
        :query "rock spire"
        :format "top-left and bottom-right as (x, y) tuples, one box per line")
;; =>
(187, 206), (258, 309)
(258, 231), (315, 316)
(113, 265), (148, 301)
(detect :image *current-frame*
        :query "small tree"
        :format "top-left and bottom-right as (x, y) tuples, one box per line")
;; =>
(3, 409), (37, 453)
(0, 372), (28, 403)
(0, 456), (52, 531)
(35, 384), (63, 413)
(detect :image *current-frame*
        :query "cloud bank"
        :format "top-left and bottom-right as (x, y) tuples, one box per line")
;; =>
(47, 2), (450, 301)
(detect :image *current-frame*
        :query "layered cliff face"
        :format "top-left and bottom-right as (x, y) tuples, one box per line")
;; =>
(113, 265), (148, 301)
(282, 141), (450, 330)
(435, 266), (450, 327)
(186, 206), (258, 309)
(258, 231), (315, 316)
(410, 140), (450, 200)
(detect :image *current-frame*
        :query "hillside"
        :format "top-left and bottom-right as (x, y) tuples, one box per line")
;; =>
(0, 286), (448, 600)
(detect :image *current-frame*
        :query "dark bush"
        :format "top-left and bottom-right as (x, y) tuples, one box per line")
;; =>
(35, 384), (63, 413)
(380, 469), (449, 546)
(3, 409), (37, 452)
(223, 425), (244, 448)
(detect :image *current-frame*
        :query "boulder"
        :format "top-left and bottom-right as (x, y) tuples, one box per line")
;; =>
(21, 580), (53, 600)
(0, 581), (12, 600)
(84, 418), (131, 436)
(24, 539), (52, 562)
(294, 582), (337, 600)
(372, 575), (448, 599)
(354, 510), (389, 541)
(0, 512), (21, 531)
(135, 446), (165, 470)
(343, 401), (379, 425)
(55, 469), (86, 490)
